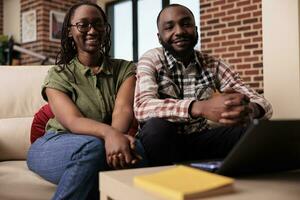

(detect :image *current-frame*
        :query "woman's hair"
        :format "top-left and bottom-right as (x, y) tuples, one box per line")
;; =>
(55, 1), (111, 72)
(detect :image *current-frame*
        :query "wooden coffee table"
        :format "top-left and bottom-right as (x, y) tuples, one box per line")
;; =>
(100, 166), (300, 200)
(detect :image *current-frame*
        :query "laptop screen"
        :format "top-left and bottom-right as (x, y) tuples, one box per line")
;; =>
(188, 119), (300, 177)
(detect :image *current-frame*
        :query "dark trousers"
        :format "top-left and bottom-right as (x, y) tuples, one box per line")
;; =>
(137, 118), (248, 166)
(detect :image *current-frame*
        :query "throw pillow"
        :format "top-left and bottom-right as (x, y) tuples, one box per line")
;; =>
(30, 104), (54, 143)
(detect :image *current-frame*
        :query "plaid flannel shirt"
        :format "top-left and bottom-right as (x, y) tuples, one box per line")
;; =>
(134, 47), (273, 134)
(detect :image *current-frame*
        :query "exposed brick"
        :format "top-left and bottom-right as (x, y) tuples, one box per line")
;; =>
(207, 19), (219, 24)
(227, 8), (241, 15)
(201, 0), (263, 91)
(253, 10), (262, 17)
(248, 82), (260, 88)
(222, 41), (235, 46)
(214, 23), (226, 29)
(237, 64), (251, 69)
(254, 76), (263, 81)
(214, 12), (226, 18)
(252, 0), (261, 3)
(243, 5), (257, 12)
(243, 77), (251, 82)
(237, 51), (251, 57)
(214, 47), (227, 53)
(253, 37), (262, 42)
(213, 36), (226, 41)
(243, 18), (258, 24)
(236, 0), (251, 7)
(201, 38), (212, 43)
(222, 16), (235, 22)
(201, 26), (213, 31)
(253, 62), (263, 68)
(253, 50), (263, 55)
(207, 43), (220, 48)
(228, 46), (242, 51)
(201, 3), (211, 9)
(207, 30), (219, 36)
(237, 39), (251, 44)
(207, 7), (219, 13)
(221, 3), (234, 10)
(237, 26), (251, 32)
(201, 14), (213, 20)
(228, 33), (242, 39)
(221, 53), (235, 58)
(245, 44), (259, 49)
(245, 70), (259, 75)
(237, 13), (251, 20)
(228, 21), (241, 27)
(213, 0), (226, 6)
(253, 24), (262, 29)
(244, 31), (258, 37)
(244, 57), (259, 62)
(222, 28), (235, 34)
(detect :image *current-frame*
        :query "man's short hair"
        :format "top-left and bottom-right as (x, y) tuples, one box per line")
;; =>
(156, 4), (195, 28)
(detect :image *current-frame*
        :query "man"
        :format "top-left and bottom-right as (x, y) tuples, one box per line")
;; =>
(134, 4), (272, 166)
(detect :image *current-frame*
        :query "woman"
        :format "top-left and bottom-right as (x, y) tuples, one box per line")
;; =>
(27, 2), (147, 200)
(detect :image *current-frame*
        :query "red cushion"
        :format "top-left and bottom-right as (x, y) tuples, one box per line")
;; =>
(30, 104), (54, 143)
(30, 104), (138, 143)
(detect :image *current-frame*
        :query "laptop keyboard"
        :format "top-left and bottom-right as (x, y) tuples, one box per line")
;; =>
(190, 161), (223, 172)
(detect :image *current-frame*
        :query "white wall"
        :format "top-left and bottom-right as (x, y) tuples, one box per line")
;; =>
(3, 0), (21, 42)
(262, 0), (300, 119)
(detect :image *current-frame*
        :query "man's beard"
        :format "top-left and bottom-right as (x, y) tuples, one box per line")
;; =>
(160, 34), (199, 59)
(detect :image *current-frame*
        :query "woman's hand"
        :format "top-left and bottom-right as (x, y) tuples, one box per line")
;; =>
(104, 128), (141, 169)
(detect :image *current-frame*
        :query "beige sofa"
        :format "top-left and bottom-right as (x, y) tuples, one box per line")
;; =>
(0, 65), (56, 200)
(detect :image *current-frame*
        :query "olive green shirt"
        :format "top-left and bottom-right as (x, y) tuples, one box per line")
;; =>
(42, 57), (135, 133)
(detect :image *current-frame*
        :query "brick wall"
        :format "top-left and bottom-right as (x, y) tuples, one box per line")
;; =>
(200, 0), (263, 92)
(0, 0), (3, 34)
(20, 0), (81, 65)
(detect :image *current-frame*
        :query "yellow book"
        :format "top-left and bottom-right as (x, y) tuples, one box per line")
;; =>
(133, 165), (234, 200)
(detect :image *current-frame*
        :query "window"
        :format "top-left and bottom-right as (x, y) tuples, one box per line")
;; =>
(107, 1), (133, 61)
(137, 0), (162, 58)
(107, 0), (200, 62)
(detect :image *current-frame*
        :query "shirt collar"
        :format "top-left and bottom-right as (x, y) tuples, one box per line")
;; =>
(73, 56), (113, 76)
(163, 48), (200, 70)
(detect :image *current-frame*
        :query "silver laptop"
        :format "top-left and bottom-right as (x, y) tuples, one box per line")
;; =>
(188, 119), (300, 176)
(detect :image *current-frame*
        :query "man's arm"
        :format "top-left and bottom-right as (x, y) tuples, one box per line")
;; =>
(216, 59), (273, 120)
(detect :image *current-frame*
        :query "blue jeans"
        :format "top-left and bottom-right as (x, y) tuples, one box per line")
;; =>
(27, 132), (148, 200)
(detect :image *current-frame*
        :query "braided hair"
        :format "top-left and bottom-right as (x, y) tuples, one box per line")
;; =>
(55, 1), (111, 78)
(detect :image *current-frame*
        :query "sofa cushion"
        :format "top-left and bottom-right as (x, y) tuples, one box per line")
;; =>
(0, 65), (50, 119)
(0, 161), (55, 200)
(31, 104), (54, 143)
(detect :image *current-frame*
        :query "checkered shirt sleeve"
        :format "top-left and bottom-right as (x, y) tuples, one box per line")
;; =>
(216, 59), (273, 119)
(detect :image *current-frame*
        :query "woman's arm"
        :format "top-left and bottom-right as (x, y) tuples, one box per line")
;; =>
(46, 87), (135, 169)
(111, 75), (136, 133)
(46, 87), (111, 138)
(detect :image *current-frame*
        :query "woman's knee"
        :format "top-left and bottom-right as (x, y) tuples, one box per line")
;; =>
(27, 133), (107, 182)
(72, 135), (107, 170)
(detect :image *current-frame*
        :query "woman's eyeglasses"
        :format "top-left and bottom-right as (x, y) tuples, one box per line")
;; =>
(70, 21), (107, 33)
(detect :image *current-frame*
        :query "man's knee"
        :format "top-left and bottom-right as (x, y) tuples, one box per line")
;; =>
(139, 118), (177, 139)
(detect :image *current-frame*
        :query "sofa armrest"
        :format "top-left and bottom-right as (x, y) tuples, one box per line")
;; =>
(0, 117), (32, 161)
